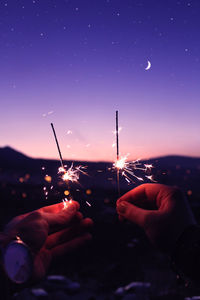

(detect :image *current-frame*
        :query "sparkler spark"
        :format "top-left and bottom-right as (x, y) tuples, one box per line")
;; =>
(113, 111), (155, 188)
(115, 110), (120, 196)
(58, 164), (87, 183)
(62, 198), (69, 209)
(114, 155), (127, 170)
(113, 154), (155, 184)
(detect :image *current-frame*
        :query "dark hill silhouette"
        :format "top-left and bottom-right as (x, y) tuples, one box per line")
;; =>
(149, 155), (200, 169)
(1, 146), (200, 170)
(0, 146), (200, 189)
(0, 146), (30, 164)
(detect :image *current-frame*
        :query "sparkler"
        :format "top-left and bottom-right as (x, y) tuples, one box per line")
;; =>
(51, 123), (64, 169)
(58, 163), (87, 183)
(51, 123), (87, 182)
(115, 110), (120, 196)
(113, 112), (155, 191)
(50, 123), (88, 207)
(114, 155), (154, 184)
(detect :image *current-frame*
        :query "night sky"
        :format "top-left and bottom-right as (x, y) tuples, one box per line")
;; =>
(1, 0), (200, 161)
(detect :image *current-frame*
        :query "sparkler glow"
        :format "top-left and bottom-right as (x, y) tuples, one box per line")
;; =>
(51, 123), (88, 208)
(51, 123), (86, 184)
(115, 110), (120, 196)
(58, 163), (87, 183)
(62, 198), (69, 209)
(113, 112), (155, 189)
(113, 155), (154, 184)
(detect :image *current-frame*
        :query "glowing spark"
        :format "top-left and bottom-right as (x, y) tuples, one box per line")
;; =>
(58, 163), (87, 183)
(62, 198), (68, 209)
(42, 111), (54, 117)
(113, 155), (155, 184)
(145, 175), (157, 182)
(67, 130), (72, 135)
(48, 111), (54, 115)
(86, 201), (91, 207)
(86, 189), (92, 195)
(114, 155), (127, 170)
(144, 164), (153, 170)
(112, 127), (122, 135)
(64, 190), (70, 196)
(45, 175), (52, 183)
(58, 167), (65, 173)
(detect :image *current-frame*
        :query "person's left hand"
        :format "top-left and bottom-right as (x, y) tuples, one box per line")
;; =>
(0, 200), (93, 281)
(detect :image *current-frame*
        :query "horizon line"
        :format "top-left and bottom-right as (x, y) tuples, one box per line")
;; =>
(1, 145), (200, 163)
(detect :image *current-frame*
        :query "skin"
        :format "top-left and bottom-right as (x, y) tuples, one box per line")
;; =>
(116, 183), (196, 253)
(0, 201), (93, 281)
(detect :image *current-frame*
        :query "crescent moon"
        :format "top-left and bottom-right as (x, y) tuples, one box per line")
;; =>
(145, 60), (151, 70)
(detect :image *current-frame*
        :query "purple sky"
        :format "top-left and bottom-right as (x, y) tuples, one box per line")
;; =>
(1, 0), (200, 161)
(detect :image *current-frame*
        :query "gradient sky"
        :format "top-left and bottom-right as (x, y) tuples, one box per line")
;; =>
(1, 0), (200, 161)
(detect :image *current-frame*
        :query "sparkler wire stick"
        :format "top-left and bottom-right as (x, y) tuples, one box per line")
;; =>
(116, 110), (120, 197)
(116, 110), (119, 160)
(51, 123), (64, 169)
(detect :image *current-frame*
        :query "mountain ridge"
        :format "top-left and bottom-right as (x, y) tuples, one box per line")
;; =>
(0, 146), (200, 170)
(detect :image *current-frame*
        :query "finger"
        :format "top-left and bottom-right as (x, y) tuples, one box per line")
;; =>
(45, 218), (93, 249)
(51, 233), (92, 258)
(117, 183), (173, 209)
(42, 202), (80, 233)
(39, 200), (80, 214)
(116, 200), (150, 227)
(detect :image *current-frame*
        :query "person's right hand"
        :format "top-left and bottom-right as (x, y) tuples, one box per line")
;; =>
(116, 184), (196, 253)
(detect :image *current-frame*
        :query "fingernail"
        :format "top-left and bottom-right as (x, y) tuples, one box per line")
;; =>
(117, 202), (127, 214)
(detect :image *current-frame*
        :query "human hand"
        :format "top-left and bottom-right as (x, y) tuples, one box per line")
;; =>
(116, 184), (196, 253)
(0, 201), (93, 281)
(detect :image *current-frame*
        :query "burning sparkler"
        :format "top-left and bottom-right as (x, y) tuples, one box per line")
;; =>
(58, 163), (87, 183)
(51, 123), (65, 169)
(113, 112), (155, 192)
(115, 110), (120, 196)
(113, 155), (154, 184)
(51, 123), (88, 207)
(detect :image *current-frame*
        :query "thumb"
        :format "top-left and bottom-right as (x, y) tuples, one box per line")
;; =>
(117, 201), (148, 228)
